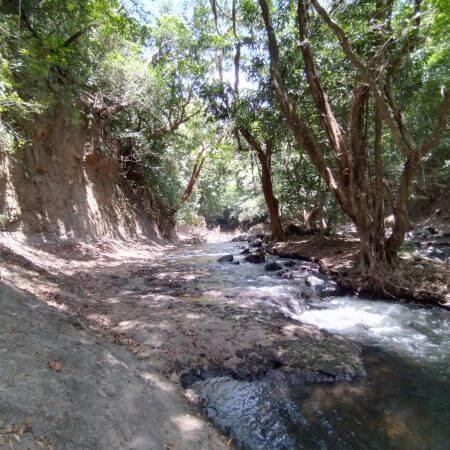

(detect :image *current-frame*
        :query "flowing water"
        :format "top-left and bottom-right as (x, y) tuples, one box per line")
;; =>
(172, 240), (450, 450)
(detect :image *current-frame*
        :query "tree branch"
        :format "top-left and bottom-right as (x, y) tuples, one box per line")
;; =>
(418, 91), (450, 156)
(63, 25), (93, 47)
(20, 7), (40, 40)
(310, 0), (414, 157)
(297, 0), (352, 182)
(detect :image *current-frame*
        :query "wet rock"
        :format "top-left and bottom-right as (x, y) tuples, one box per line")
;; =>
(244, 252), (265, 264)
(231, 234), (248, 242)
(265, 262), (282, 271)
(240, 248), (250, 255)
(306, 275), (325, 287)
(217, 255), (234, 263)
(249, 238), (263, 248)
(277, 269), (294, 280)
(426, 226), (440, 235)
(231, 261), (241, 265)
(317, 282), (345, 298)
(283, 260), (296, 267)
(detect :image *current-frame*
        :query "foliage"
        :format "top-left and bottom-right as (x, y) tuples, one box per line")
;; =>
(0, 0), (448, 235)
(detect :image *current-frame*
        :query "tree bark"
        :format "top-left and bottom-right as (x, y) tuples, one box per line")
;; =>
(257, 144), (285, 242)
(239, 128), (285, 241)
(181, 146), (207, 203)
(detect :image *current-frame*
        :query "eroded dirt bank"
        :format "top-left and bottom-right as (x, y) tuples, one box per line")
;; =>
(0, 232), (365, 448)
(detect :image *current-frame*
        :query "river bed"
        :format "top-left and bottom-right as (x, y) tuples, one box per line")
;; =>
(172, 240), (450, 450)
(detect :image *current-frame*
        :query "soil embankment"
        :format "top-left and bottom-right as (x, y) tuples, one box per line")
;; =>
(0, 281), (228, 449)
(0, 112), (173, 240)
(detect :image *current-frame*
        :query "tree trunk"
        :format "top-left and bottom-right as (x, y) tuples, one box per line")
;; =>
(257, 151), (285, 241)
(181, 146), (207, 203)
(239, 128), (285, 241)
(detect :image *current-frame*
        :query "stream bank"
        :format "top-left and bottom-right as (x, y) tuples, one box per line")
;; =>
(0, 233), (449, 449)
(270, 234), (449, 307)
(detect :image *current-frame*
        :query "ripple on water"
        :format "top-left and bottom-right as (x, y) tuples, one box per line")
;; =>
(297, 296), (450, 367)
(176, 243), (450, 449)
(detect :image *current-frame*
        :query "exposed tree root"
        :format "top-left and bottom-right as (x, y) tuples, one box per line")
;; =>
(335, 260), (449, 308)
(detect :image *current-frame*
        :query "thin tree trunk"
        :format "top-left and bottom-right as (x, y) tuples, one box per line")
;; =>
(210, 0), (223, 82)
(257, 150), (285, 241)
(232, 0), (241, 94)
(239, 128), (285, 241)
(181, 146), (207, 202)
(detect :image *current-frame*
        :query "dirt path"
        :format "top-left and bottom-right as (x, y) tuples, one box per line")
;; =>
(0, 282), (229, 450)
(0, 232), (364, 448)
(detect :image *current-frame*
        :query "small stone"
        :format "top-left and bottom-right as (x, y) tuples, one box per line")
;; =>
(169, 372), (180, 383)
(283, 260), (296, 267)
(249, 239), (263, 248)
(217, 255), (234, 263)
(244, 252), (265, 264)
(265, 262), (282, 271)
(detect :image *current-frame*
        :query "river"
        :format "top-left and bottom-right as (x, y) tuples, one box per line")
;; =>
(170, 239), (450, 450)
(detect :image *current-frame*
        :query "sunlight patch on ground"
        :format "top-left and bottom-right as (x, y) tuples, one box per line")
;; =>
(140, 371), (175, 393)
(171, 414), (204, 434)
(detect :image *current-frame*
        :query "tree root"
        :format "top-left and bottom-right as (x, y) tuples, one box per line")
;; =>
(334, 260), (449, 308)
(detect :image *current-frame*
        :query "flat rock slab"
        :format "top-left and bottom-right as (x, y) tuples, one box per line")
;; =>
(0, 283), (228, 450)
(115, 290), (365, 381)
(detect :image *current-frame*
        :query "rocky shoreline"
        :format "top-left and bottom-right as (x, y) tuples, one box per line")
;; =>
(0, 234), (370, 449)
(232, 225), (449, 308)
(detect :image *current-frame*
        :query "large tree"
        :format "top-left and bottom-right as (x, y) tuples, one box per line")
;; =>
(258, 0), (449, 291)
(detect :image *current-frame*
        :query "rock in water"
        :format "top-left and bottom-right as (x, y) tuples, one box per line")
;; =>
(283, 260), (296, 267)
(249, 238), (263, 248)
(231, 234), (248, 242)
(217, 255), (234, 263)
(277, 269), (294, 279)
(244, 252), (265, 264)
(265, 262), (282, 271)
(240, 248), (250, 255)
(306, 275), (326, 287)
